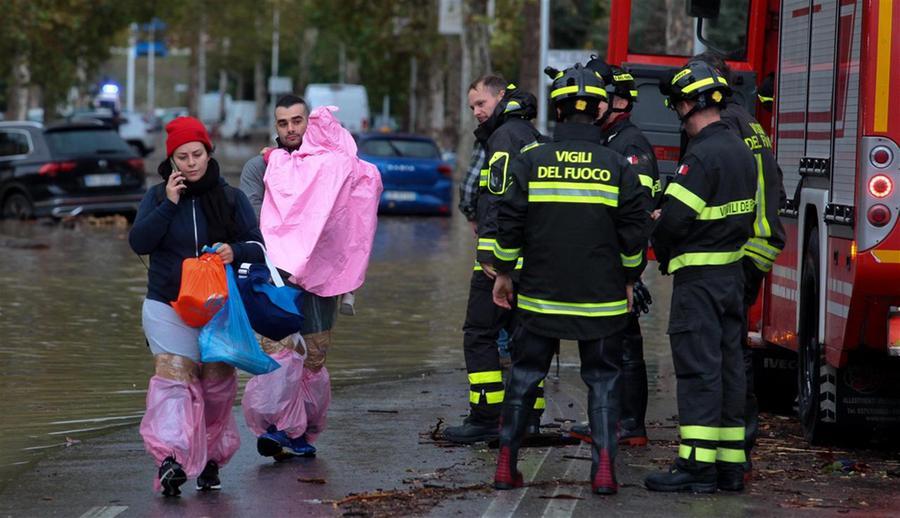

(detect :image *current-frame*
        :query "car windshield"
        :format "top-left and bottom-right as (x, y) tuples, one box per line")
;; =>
(45, 128), (132, 156)
(360, 138), (440, 159)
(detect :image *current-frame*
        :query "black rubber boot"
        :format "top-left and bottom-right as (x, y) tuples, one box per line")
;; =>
(494, 403), (530, 490)
(743, 346), (758, 480)
(442, 416), (499, 444)
(580, 335), (623, 496)
(717, 462), (745, 492)
(644, 463), (717, 493)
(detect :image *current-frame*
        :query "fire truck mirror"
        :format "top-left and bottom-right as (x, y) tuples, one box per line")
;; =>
(687, 0), (721, 19)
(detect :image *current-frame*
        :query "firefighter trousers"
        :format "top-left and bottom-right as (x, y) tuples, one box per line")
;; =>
(462, 270), (544, 424)
(668, 268), (746, 472)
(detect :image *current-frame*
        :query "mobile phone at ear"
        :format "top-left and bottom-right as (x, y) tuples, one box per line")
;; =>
(170, 159), (179, 174)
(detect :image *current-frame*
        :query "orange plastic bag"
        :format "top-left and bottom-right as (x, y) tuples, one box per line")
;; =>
(171, 252), (228, 327)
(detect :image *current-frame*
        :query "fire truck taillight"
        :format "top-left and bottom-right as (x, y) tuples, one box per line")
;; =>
(868, 174), (893, 198)
(867, 204), (891, 227)
(871, 146), (893, 168)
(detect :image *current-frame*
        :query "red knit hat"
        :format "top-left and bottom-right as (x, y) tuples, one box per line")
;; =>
(165, 116), (213, 156)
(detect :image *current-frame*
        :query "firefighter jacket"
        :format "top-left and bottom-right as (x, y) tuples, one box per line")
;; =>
(652, 121), (756, 279)
(600, 114), (662, 207)
(473, 87), (543, 267)
(492, 122), (650, 340)
(720, 102), (787, 273)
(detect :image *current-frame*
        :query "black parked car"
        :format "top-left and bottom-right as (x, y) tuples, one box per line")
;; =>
(0, 120), (147, 219)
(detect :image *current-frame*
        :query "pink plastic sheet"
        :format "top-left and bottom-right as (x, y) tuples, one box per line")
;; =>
(300, 365), (331, 443)
(260, 106), (382, 297)
(241, 348), (308, 438)
(140, 376), (206, 489)
(201, 372), (241, 465)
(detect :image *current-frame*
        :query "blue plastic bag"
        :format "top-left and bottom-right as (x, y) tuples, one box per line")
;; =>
(236, 262), (304, 341)
(200, 264), (280, 375)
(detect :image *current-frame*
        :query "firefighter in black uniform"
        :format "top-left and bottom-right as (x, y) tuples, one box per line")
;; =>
(443, 80), (545, 444)
(491, 64), (650, 495)
(644, 61), (757, 493)
(567, 57), (661, 447)
(693, 52), (787, 478)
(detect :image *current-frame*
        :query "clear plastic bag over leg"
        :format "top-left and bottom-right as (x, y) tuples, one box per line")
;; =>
(300, 365), (331, 443)
(201, 363), (240, 465)
(241, 347), (308, 438)
(140, 375), (207, 490)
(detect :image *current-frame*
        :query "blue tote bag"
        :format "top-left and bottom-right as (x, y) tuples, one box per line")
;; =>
(200, 264), (280, 375)
(235, 242), (304, 341)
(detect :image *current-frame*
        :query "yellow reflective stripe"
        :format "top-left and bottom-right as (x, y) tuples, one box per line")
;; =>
(681, 76), (729, 94)
(468, 371), (503, 385)
(697, 198), (756, 220)
(680, 425), (719, 441)
(474, 258), (523, 271)
(613, 73), (633, 82)
(665, 183), (707, 214)
(528, 181), (619, 206)
(629, 90), (639, 98)
(752, 154), (772, 238)
(743, 237), (780, 261)
(518, 294), (629, 317)
(504, 100), (521, 113)
(717, 447), (747, 463)
(669, 250), (744, 272)
(469, 390), (505, 405)
(477, 238), (496, 251)
(639, 175), (661, 197)
(538, 379), (545, 388)
(520, 141), (540, 153)
(585, 85), (607, 98)
(488, 151), (510, 195)
(621, 250), (643, 268)
(479, 168), (489, 187)
(719, 427), (744, 442)
(745, 252), (774, 272)
(672, 69), (691, 84)
(493, 242), (521, 262)
(534, 397), (546, 410)
(758, 94), (773, 103)
(679, 444), (717, 463)
(551, 85), (579, 97)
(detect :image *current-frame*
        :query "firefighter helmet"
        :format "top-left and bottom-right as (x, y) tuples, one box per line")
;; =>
(544, 63), (607, 121)
(586, 56), (638, 102)
(660, 60), (731, 113)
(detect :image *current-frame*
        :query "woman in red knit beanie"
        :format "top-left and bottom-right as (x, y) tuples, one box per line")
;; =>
(129, 116), (265, 496)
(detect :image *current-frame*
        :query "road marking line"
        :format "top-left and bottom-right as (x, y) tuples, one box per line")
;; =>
(541, 441), (588, 518)
(78, 506), (128, 518)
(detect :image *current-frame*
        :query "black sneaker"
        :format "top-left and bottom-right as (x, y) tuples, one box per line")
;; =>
(158, 456), (187, 497)
(196, 460), (221, 491)
(442, 417), (499, 444)
(644, 464), (716, 493)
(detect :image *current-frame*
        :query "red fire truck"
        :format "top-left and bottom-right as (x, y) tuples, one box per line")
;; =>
(606, 0), (900, 442)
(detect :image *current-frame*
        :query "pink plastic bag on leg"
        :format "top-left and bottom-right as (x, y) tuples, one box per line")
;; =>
(202, 371), (241, 465)
(140, 376), (207, 489)
(300, 365), (331, 443)
(241, 348), (308, 438)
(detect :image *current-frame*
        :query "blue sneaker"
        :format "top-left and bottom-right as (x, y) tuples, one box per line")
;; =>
(273, 435), (317, 462)
(257, 425), (291, 457)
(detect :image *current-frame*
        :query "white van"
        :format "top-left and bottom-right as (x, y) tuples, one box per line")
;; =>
(303, 83), (370, 133)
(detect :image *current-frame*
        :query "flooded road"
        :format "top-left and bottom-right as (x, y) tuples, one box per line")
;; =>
(0, 163), (674, 489)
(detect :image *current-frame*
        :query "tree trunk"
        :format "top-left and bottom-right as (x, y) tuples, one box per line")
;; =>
(297, 28), (318, 93)
(254, 57), (266, 125)
(665, 0), (694, 56)
(517, 0), (540, 95)
(8, 55), (30, 120)
(428, 56), (446, 146)
(196, 13), (209, 117)
(456, 0), (492, 176)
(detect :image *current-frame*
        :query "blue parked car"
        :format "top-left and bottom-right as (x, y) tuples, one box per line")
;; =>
(356, 133), (453, 216)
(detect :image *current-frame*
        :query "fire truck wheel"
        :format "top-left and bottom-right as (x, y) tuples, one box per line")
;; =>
(797, 228), (835, 444)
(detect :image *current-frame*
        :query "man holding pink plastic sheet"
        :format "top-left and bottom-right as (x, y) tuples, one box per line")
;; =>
(239, 99), (382, 461)
(129, 117), (265, 496)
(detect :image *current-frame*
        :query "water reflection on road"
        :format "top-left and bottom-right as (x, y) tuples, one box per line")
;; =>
(0, 210), (673, 487)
